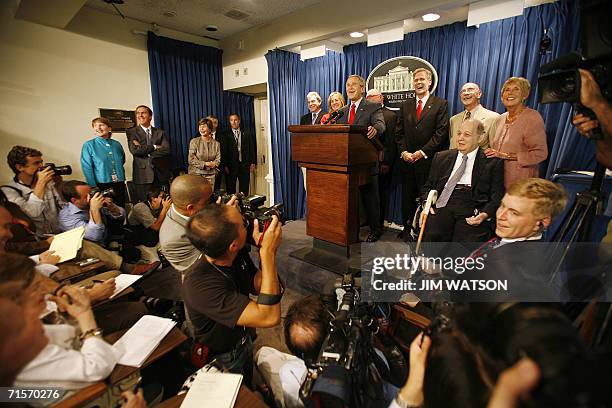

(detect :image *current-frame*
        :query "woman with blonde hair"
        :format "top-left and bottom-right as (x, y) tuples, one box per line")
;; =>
(320, 91), (346, 124)
(486, 77), (548, 188)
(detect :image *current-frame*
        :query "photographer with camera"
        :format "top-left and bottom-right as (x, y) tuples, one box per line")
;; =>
(2, 145), (67, 236)
(127, 186), (172, 247)
(183, 203), (282, 386)
(572, 69), (612, 171)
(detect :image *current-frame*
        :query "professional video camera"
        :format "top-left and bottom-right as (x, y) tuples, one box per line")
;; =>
(42, 163), (72, 176)
(89, 186), (114, 198)
(299, 273), (399, 408)
(212, 190), (284, 233)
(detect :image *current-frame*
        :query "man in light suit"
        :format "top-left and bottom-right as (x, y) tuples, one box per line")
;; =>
(420, 119), (504, 242)
(159, 174), (212, 273)
(336, 75), (386, 242)
(126, 105), (171, 202)
(449, 82), (500, 149)
(223, 113), (257, 195)
(396, 68), (449, 239)
(299, 92), (324, 125)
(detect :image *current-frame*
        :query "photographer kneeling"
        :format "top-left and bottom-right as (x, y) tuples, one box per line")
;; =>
(183, 203), (282, 386)
(127, 186), (172, 247)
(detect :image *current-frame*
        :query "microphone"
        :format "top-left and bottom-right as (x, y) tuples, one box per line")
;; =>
(331, 110), (344, 124)
(323, 110), (340, 124)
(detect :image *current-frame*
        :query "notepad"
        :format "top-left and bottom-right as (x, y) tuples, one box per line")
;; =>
(109, 274), (142, 299)
(48, 226), (85, 263)
(112, 315), (176, 367)
(180, 372), (243, 408)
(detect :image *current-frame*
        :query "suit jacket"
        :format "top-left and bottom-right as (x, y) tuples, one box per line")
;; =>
(159, 206), (199, 272)
(300, 111), (323, 125)
(421, 148), (504, 218)
(381, 107), (398, 166)
(222, 128), (257, 173)
(126, 125), (171, 184)
(336, 98), (385, 134)
(396, 95), (449, 174)
(449, 105), (500, 149)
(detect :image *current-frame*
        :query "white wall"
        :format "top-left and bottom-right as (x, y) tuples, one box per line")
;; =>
(0, 1), (219, 184)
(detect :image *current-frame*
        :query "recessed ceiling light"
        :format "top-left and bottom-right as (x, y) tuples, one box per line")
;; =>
(422, 13), (440, 22)
(205, 25), (218, 32)
(350, 32), (365, 38)
(163, 10), (176, 18)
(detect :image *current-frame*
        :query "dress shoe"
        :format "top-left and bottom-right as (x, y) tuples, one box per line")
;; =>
(121, 260), (161, 275)
(365, 232), (381, 242)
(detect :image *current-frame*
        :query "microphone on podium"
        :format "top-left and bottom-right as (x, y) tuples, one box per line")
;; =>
(322, 110), (340, 124)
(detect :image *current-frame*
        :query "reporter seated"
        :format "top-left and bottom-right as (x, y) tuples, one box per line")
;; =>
(56, 182), (159, 275)
(183, 203), (282, 385)
(1, 145), (65, 235)
(1, 256), (118, 391)
(127, 186), (172, 247)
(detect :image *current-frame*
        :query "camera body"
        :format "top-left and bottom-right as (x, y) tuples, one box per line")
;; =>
(538, 53), (611, 104)
(43, 163), (72, 176)
(89, 186), (114, 198)
(212, 191), (285, 233)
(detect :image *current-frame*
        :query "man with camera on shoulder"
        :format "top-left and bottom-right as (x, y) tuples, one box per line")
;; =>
(2, 145), (67, 236)
(183, 202), (282, 386)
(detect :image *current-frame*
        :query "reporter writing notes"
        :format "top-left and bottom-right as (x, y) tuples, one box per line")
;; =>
(183, 204), (282, 385)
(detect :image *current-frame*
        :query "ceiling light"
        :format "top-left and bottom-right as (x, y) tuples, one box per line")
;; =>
(205, 25), (218, 32)
(422, 13), (440, 22)
(350, 32), (365, 38)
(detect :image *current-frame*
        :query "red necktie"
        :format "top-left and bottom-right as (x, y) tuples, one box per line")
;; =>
(416, 99), (423, 120)
(348, 103), (356, 124)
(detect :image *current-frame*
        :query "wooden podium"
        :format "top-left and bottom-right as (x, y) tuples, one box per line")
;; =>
(289, 124), (381, 262)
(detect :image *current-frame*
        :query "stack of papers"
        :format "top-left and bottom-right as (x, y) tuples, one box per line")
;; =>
(109, 274), (142, 299)
(112, 315), (176, 367)
(49, 226), (85, 263)
(180, 372), (243, 408)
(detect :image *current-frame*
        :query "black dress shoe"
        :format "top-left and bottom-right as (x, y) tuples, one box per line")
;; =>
(366, 233), (381, 242)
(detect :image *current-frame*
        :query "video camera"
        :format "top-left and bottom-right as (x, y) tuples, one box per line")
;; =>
(299, 273), (392, 408)
(42, 163), (72, 176)
(212, 190), (284, 233)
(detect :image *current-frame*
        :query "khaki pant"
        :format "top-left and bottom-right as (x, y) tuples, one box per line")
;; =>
(80, 240), (122, 270)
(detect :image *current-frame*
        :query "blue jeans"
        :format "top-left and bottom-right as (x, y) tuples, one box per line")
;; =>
(212, 336), (253, 387)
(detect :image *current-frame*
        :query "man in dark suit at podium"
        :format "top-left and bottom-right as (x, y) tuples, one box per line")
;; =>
(299, 92), (324, 125)
(420, 118), (504, 242)
(336, 75), (386, 242)
(223, 113), (257, 195)
(396, 68), (449, 239)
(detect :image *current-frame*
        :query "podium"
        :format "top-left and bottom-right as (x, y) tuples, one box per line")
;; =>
(289, 124), (381, 264)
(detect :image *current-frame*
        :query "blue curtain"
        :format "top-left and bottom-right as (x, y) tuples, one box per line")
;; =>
(265, 50), (307, 219)
(147, 32), (223, 171)
(266, 0), (592, 222)
(221, 91), (256, 150)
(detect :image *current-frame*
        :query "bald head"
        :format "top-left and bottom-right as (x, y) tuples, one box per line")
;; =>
(456, 118), (484, 154)
(460, 82), (483, 110)
(169, 174), (213, 215)
(366, 88), (384, 105)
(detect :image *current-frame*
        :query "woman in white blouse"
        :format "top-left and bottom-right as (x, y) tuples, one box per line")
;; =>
(188, 118), (221, 187)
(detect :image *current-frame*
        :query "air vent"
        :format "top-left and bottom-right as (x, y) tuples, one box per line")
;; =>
(224, 9), (249, 20)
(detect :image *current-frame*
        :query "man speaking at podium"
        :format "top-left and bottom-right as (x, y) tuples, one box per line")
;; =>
(336, 75), (386, 242)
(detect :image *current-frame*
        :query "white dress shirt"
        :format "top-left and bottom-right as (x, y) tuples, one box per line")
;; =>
(15, 324), (118, 392)
(443, 148), (478, 189)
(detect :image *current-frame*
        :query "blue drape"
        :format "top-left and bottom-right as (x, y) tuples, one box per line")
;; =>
(147, 32), (223, 171)
(265, 50), (307, 219)
(266, 0), (593, 221)
(221, 91), (257, 150)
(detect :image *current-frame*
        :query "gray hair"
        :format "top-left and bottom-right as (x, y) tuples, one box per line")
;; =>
(306, 91), (322, 103)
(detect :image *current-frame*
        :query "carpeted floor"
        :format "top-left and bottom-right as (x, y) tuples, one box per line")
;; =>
(253, 219), (403, 354)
